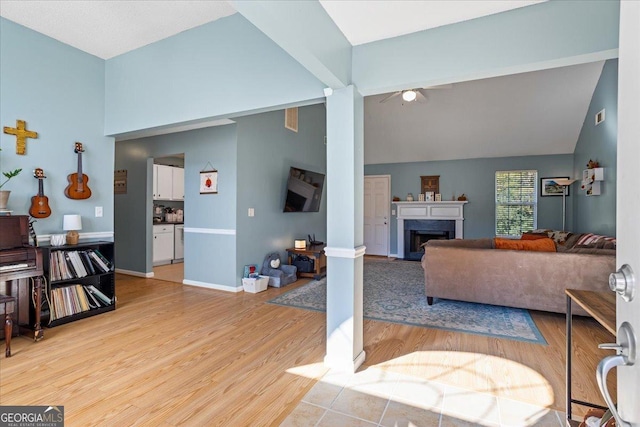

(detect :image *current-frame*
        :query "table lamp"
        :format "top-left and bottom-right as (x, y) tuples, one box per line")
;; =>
(63, 214), (82, 245)
(294, 239), (306, 249)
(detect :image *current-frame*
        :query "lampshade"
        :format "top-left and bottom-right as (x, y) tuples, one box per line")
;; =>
(554, 178), (577, 187)
(402, 90), (417, 102)
(294, 239), (307, 249)
(63, 215), (82, 231)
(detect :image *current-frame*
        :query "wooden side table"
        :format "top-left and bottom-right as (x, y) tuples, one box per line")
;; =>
(565, 289), (616, 426)
(286, 245), (327, 280)
(0, 294), (17, 357)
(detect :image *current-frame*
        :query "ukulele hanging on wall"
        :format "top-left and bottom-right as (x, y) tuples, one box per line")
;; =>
(65, 142), (92, 199)
(29, 168), (52, 218)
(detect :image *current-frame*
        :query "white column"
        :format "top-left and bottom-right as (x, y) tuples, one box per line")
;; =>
(324, 85), (365, 372)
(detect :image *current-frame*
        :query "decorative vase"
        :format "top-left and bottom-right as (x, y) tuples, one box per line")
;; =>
(0, 190), (10, 209)
(406, 193), (414, 201)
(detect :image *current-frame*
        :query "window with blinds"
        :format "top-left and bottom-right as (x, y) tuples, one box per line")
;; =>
(495, 170), (538, 237)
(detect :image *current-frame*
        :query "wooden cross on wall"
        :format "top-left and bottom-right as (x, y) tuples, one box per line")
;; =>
(3, 119), (39, 155)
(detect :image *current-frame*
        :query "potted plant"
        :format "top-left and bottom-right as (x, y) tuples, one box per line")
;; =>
(0, 148), (22, 209)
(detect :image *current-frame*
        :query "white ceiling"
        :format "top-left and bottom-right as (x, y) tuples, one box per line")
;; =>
(0, 1), (603, 164)
(318, 0), (545, 46)
(365, 61), (604, 164)
(0, 1), (236, 59)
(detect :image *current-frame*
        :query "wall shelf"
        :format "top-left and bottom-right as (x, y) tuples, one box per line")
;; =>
(581, 167), (604, 196)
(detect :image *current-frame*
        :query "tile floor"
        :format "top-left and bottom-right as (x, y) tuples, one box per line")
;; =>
(282, 367), (565, 427)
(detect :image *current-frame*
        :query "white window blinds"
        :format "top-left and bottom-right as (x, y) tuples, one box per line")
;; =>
(495, 170), (538, 237)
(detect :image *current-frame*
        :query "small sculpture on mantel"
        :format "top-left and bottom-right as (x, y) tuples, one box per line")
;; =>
(587, 159), (600, 169)
(406, 193), (414, 201)
(457, 194), (468, 201)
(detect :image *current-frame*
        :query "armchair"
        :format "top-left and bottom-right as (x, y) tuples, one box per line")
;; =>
(260, 252), (297, 288)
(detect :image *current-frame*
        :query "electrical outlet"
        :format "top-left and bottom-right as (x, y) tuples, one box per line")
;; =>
(391, 209), (396, 215)
(95, 206), (103, 217)
(248, 208), (254, 217)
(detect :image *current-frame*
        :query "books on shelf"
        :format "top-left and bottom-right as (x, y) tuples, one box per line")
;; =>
(48, 249), (112, 281)
(49, 284), (113, 321)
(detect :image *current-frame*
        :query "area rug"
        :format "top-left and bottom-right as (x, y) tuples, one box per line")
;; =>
(268, 258), (547, 345)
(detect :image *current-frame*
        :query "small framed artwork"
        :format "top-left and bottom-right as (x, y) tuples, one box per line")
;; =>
(435, 193), (442, 201)
(425, 191), (434, 201)
(200, 169), (218, 194)
(540, 177), (570, 197)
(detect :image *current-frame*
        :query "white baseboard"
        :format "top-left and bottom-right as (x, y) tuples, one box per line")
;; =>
(388, 253), (398, 259)
(116, 268), (153, 278)
(183, 279), (243, 293)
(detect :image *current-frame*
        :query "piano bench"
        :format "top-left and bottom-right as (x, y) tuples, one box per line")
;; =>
(0, 294), (16, 357)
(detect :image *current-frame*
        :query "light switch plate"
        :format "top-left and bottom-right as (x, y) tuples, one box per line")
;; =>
(95, 206), (103, 217)
(248, 208), (254, 217)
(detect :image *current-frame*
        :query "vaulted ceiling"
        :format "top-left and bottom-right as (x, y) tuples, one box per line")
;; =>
(1, 1), (604, 164)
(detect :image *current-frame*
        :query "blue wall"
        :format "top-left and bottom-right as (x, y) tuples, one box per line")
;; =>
(115, 104), (326, 288)
(235, 104), (327, 279)
(572, 59), (618, 236)
(365, 154), (574, 254)
(0, 18), (113, 238)
(353, 0), (619, 95)
(114, 124), (238, 289)
(105, 14), (326, 136)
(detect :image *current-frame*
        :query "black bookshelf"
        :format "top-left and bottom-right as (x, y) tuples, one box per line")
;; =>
(41, 240), (115, 327)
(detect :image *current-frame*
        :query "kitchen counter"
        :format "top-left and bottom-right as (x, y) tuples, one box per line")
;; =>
(154, 221), (184, 225)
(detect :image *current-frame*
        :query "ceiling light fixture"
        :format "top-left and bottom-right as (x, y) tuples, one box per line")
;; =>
(402, 90), (417, 102)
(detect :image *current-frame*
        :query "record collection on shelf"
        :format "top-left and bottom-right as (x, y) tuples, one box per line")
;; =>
(42, 241), (116, 327)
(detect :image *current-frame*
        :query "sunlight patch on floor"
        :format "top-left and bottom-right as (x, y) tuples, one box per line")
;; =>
(283, 351), (560, 427)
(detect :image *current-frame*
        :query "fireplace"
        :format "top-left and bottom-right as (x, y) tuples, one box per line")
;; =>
(404, 220), (455, 260)
(395, 201), (467, 259)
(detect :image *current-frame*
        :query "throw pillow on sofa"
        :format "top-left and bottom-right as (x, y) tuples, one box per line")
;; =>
(575, 233), (617, 249)
(494, 237), (557, 252)
(520, 232), (549, 240)
(528, 229), (572, 244)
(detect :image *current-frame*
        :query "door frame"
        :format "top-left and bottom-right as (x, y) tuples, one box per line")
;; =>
(364, 174), (391, 257)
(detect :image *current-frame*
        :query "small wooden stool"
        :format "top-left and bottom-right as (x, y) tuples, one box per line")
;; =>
(0, 294), (16, 357)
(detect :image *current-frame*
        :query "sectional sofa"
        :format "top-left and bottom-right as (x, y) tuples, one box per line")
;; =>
(421, 233), (616, 315)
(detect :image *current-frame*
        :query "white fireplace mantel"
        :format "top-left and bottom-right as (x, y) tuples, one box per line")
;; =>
(395, 201), (467, 259)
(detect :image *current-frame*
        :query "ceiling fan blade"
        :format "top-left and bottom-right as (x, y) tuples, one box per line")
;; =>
(415, 90), (428, 103)
(379, 91), (401, 103)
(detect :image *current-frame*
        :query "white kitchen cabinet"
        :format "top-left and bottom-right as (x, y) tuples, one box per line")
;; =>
(153, 225), (174, 265)
(172, 167), (184, 200)
(153, 164), (184, 201)
(154, 165), (174, 200)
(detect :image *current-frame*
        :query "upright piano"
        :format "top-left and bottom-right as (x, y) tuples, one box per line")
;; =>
(0, 215), (44, 341)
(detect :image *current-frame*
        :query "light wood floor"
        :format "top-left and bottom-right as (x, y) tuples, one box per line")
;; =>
(153, 262), (184, 284)
(0, 272), (614, 426)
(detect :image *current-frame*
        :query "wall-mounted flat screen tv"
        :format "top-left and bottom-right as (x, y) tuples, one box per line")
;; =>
(284, 167), (325, 212)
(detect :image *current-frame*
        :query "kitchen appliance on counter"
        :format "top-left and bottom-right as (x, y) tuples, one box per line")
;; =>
(153, 204), (165, 223)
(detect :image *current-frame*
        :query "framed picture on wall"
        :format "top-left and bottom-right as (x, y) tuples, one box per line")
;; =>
(200, 169), (218, 194)
(540, 177), (570, 197)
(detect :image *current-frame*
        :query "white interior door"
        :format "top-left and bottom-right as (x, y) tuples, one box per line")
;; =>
(603, 4), (640, 425)
(364, 175), (390, 256)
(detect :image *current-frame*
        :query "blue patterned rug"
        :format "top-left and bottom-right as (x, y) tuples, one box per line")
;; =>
(268, 258), (547, 345)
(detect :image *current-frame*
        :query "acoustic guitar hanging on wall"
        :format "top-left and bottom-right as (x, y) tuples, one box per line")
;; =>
(65, 142), (92, 199)
(29, 168), (52, 218)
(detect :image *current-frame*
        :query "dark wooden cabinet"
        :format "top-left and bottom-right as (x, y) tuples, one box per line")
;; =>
(286, 245), (327, 280)
(42, 241), (115, 327)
